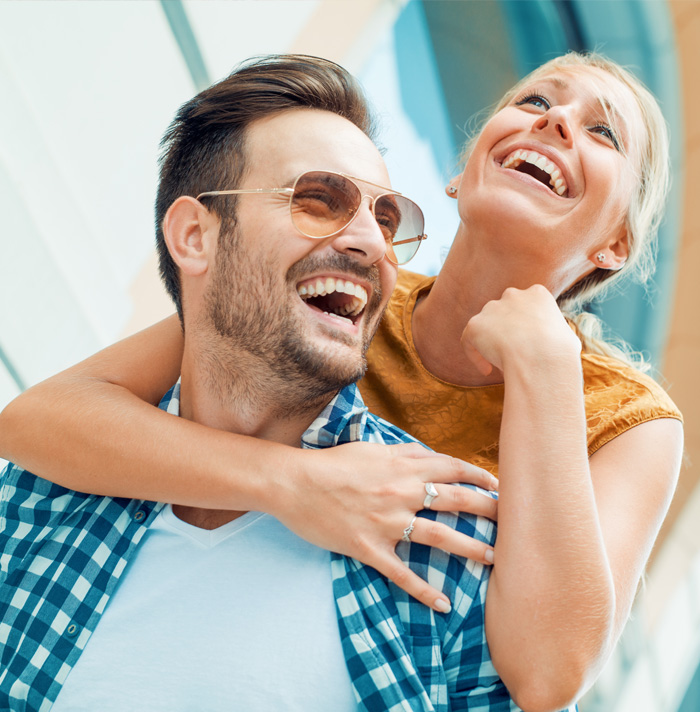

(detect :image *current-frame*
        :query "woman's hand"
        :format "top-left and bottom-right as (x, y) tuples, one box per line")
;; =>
(461, 284), (581, 376)
(273, 441), (498, 613)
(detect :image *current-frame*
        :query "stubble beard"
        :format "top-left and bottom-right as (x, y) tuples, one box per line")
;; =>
(200, 237), (384, 417)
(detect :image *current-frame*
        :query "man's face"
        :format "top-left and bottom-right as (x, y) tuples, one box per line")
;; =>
(203, 109), (398, 400)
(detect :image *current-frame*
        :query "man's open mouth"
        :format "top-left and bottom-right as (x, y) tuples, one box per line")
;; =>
(296, 276), (368, 326)
(501, 149), (569, 197)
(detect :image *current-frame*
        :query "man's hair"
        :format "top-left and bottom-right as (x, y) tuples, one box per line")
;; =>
(155, 54), (376, 320)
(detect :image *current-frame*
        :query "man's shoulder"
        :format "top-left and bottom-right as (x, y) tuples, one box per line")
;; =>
(306, 383), (424, 449)
(336, 387), (498, 543)
(359, 398), (498, 547)
(1, 460), (82, 502)
(361, 408), (427, 447)
(0, 459), (159, 537)
(0, 461), (97, 562)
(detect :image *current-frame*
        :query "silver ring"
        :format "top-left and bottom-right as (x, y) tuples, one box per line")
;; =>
(423, 482), (439, 509)
(401, 516), (417, 543)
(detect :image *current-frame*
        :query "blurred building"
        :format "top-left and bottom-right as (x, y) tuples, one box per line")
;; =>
(0, 1), (698, 709)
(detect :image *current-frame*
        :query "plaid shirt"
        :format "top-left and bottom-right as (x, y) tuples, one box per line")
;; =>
(1, 382), (514, 712)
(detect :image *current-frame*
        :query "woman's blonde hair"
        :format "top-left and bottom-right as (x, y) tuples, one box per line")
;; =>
(460, 52), (671, 368)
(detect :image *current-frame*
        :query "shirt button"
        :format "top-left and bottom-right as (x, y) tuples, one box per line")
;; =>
(134, 510), (146, 522)
(66, 624), (78, 637)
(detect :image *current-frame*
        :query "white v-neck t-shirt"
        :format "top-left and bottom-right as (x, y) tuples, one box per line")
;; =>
(52, 506), (358, 711)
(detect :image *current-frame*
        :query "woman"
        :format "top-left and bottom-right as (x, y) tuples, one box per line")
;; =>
(0, 52), (683, 709)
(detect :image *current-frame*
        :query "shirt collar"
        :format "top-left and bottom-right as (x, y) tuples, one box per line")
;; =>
(301, 383), (369, 449)
(160, 381), (369, 450)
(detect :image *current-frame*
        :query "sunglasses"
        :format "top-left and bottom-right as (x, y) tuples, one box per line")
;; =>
(196, 170), (427, 265)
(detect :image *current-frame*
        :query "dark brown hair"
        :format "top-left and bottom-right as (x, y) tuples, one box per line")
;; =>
(155, 54), (376, 319)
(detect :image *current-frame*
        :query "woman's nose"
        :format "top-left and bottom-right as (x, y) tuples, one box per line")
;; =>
(532, 105), (572, 145)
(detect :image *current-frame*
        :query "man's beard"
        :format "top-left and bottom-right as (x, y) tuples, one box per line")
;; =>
(200, 235), (384, 415)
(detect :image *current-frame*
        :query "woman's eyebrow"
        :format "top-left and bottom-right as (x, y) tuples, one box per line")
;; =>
(599, 98), (631, 149)
(601, 98), (627, 127)
(547, 76), (569, 90)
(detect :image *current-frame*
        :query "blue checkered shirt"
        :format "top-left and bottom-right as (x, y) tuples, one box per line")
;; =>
(1, 382), (515, 711)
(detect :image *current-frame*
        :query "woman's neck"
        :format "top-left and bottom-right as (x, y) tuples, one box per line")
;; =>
(412, 228), (536, 387)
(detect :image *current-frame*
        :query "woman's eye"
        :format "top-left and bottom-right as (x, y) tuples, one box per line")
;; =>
(516, 93), (551, 110)
(590, 124), (620, 150)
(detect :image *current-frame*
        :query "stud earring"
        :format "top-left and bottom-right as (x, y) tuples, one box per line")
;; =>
(448, 186), (457, 195)
(596, 253), (606, 263)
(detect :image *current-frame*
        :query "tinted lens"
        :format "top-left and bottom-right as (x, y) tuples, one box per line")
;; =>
(290, 172), (361, 238)
(375, 194), (425, 265)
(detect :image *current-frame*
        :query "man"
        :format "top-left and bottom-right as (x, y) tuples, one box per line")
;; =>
(0, 55), (506, 710)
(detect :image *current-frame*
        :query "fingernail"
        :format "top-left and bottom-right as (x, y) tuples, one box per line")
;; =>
(434, 598), (452, 614)
(489, 476), (499, 490)
(485, 548), (495, 564)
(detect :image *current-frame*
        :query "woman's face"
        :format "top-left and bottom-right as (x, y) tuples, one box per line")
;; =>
(456, 66), (645, 291)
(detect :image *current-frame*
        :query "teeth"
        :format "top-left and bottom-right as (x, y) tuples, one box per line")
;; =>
(502, 149), (569, 196)
(297, 276), (368, 319)
(323, 311), (353, 325)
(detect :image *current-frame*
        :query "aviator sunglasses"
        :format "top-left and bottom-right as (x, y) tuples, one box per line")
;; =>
(196, 170), (427, 266)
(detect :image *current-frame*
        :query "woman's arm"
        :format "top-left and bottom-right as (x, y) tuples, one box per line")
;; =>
(463, 286), (682, 711)
(0, 315), (498, 613)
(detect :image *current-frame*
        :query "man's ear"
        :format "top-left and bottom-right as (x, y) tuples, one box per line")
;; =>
(162, 196), (217, 276)
(589, 222), (630, 271)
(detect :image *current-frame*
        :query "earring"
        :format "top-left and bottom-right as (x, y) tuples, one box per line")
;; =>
(596, 253), (606, 263)
(448, 186), (457, 195)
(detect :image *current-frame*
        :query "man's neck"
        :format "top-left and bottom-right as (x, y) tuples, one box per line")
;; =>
(172, 346), (336, 530)
(179, 342), (334, 446)
(179, 372), (325, 448)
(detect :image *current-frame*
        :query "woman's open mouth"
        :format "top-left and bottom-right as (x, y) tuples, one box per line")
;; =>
(501, 149), (569, 197)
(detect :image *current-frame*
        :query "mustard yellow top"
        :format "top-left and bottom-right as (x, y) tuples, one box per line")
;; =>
(359, 270), (682, 475)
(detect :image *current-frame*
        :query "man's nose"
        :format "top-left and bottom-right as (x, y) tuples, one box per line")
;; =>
(329, 196), (388, 266)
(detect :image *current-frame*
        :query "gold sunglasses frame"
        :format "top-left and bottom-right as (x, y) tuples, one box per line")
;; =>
(196, 171), (427, 265)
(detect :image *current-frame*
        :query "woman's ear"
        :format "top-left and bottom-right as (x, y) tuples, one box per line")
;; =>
(445, 177), (460, 198)
(162, 196), (216, 277)
(589, 223), (630, 271)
